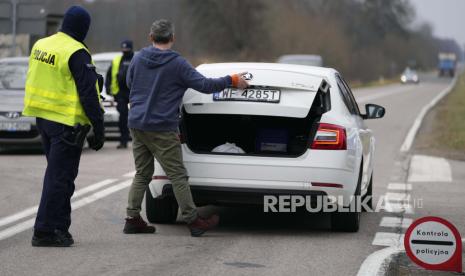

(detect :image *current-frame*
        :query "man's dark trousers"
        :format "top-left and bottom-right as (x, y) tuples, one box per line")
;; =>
(116, 97), (129, 145)
(34, 118), (83, 233)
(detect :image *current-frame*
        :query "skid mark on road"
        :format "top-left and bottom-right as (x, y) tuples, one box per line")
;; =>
(0, 179), (130, 242)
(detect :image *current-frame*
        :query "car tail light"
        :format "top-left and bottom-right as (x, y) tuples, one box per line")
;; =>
(310, 123), (347, 150)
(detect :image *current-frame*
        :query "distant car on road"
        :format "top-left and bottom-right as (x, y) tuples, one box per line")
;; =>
(147, 63), (385, 232)
(0, 57), (42, 149)
(400, 68), (419, 84)
(92, 52), (121, 139)
(277, 54), (323, 67)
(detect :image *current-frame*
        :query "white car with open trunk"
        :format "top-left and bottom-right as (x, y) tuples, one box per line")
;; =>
(146, 63), (385, 232)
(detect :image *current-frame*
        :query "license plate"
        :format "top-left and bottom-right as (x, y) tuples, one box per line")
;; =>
(213, 88), (281, 103)
(0, 122), (31, 132)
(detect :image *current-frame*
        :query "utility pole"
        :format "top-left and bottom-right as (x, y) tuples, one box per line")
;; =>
(11, 0), (18, 57)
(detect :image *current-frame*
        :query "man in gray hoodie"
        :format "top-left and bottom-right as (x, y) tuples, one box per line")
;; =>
(124, 19), (248, 236)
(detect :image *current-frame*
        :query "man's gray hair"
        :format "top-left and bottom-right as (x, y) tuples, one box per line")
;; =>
(150, 19), (175, 43)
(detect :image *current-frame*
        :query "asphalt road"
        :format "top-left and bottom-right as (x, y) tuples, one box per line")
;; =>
(0, 73), (455, 276)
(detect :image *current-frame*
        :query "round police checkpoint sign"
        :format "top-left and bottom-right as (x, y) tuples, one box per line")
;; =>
(404, 216), (462, 272)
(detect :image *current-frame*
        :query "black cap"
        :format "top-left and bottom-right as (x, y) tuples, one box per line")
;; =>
(121, 40), (133, 50)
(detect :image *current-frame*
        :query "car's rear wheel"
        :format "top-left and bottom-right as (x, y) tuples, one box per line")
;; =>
(362, 173), (373, 212)
(331, 165), (362, 232)
(145, 189), (178, 223)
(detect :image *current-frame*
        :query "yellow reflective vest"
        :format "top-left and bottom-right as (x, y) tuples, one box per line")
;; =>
(110, 55), (122, 95)
(23, 32), (100, 127)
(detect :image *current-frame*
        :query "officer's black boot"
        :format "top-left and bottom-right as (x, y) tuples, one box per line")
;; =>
(31, 230), (74, 247)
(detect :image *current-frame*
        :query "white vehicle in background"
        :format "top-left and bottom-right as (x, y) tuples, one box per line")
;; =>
(92, 52), (121, 139)
(0, 57), (42, 149)
(147, 63), (385, 232)
(277, 54), (323, 67)
(400, 67), (419, 84)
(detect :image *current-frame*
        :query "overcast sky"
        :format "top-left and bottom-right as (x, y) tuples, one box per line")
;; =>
(410, 0), (465, 47)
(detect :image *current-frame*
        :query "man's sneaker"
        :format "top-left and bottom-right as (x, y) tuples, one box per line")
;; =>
(116, 143), (127, 149)
(187, 214), (219, 237)
(31, 230), (73, 247)
(123, 216), (156, 234)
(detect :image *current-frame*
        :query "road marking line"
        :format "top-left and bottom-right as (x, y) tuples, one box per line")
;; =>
(0, 218), (35, 242)
(356, 246), (403, 276)
(71, 179), (131, 209)
(73, 179), (118, 198)
(0, 206), (37, 230)
(0, 179), (117, 229)
(385, 192), (411, 202)
(0, 179), (131, 242)
(122, 171), (136, 178)
(407, 155), (452, 182)
(387, 183), (411, 191)
(400, 77), (457, 152)
(380, 217), (412, 229)
(372, 232), (405, 247)
(384, 201), (414, 214)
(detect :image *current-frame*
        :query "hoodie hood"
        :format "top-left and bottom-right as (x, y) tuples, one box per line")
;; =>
(139, 46), (179, 68)
(61, 6), (91, 42)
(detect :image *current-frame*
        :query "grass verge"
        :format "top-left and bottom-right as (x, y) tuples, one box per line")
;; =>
(414, 71), (465, 160)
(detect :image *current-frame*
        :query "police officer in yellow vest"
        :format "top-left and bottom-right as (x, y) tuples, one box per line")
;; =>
(105, 40), (134, 149)
(23, 6), (104, 247)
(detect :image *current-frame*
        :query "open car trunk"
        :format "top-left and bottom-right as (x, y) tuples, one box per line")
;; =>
(182, 111), (318, 157)
(180, 65), (331, 157)
(181, 87), (330, 157)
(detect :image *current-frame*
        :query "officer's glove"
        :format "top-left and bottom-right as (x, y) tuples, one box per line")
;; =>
(96, 74), (106, 101)
(97, 74), (104, 92)
(87, 127), (105, 151)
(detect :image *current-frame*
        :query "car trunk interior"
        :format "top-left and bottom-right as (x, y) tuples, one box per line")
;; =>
(180, 93), (326, 157)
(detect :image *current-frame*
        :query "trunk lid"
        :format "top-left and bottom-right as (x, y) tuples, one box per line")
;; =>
(183, 64), (330, 118)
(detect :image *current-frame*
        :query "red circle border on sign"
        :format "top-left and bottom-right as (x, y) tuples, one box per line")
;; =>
(404, 216), (462, 272)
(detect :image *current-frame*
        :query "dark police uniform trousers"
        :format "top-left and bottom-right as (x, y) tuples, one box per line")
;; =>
(34, 118), (83, 233)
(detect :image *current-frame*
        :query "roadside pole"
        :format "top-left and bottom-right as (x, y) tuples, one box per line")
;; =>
(11, 0), (18, 57)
